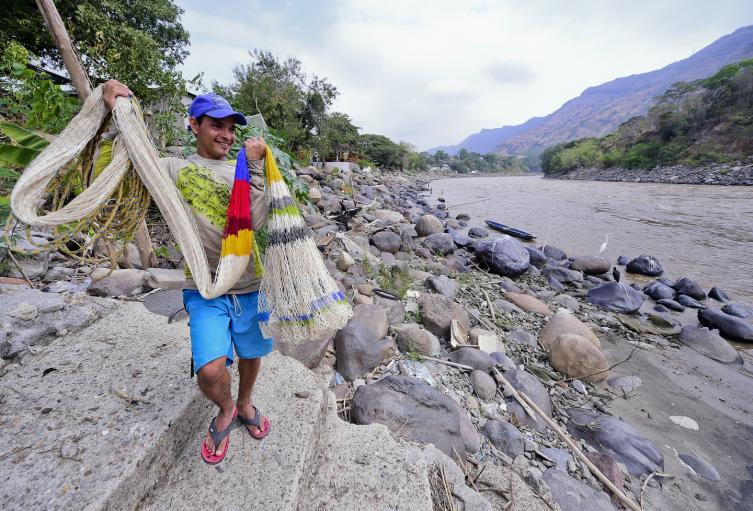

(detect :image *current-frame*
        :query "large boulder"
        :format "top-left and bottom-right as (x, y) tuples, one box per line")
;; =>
(673, 277), (706, 301)
(698, 308), (753, 343)
(626, 254), (663, 276)
(334, 304), (394, 380)
(587, 282), (644, 314)
(414, 214), (444, 236)
(677, 326), (741, 364)
(351, 375), (465, 457)
(482, 420), (525, 457)
(419, 293), (470, 340)
(422, 233), (455, 255)
(475, 237), (530, 277)
(371, 231), (402, 254)
(391, 323), (441, 356)
(277, 332), (333, 369)
(504, 292), (553, 316)
(540, 310), (600, 349)
(549, 334), (609, 382)
(570, 256), (610, 275)
(542, 469), (616, 511)
(87, 268), (149, 297)
(567, 408), (663, 477)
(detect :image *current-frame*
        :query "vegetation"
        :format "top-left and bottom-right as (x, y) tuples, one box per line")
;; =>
(541, 59), (753, 174)
(426, 148), (528, 174)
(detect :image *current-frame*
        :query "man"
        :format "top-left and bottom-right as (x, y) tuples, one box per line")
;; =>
(102, 80), (272, 464)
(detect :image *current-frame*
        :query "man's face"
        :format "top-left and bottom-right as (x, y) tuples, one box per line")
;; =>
(190, 115), (236, 160)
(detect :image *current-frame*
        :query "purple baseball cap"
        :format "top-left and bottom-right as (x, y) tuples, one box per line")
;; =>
(188, 93), (247, 125)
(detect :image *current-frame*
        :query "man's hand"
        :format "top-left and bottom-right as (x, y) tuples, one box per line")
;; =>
(244, 137), (267, 160)
(102, 79), (133, 111)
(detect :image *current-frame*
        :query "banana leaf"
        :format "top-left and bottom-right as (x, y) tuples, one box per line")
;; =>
(0, 144), (40, 167)
(0, 122), (49, 150)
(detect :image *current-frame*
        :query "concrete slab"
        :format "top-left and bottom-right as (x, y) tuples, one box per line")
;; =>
(0, 302), (207, 511)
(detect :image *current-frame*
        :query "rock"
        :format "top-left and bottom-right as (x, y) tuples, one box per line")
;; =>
(549, 333), (610, 382)
(336, 251), (355, 271)
(670, 415), (699, 431)
(644, 281), (675, 301)
(453, 403), (482, 453)
(504, 292), (553, 316)
(543, 469), (616, 511)
(419, 293), (470, 340)
(87, 269), (148, 297)
(444, 255), (470, 273)
(427, 275), (458, 299)
(494, 298), (523, 315)
(657, 299), (685, 311)
(570, 256), (610, 275)
(698, 308), (753, 343)
(673, 277), (706, 301)
(475, 237), (530, 277)
(334, 304), (393, 380)
(504, 369), (552, 424)
(567, 408), (663, 477)
(554, 294), (580, 311)
(277, 332), (333, 369)
(470, 370), (497, 400)
(587, 282), (644, 314)
(455, 212), (470, 221)
(467, 227), (489, 238)
(422, 233), (455, 255)
(414, 214), (444, 236)
(607, 375), (642, 393)
(498, 279), (522, 293)
(145, 268), (185, 290)
(648, 312), (679, 329)
(380, 252), (397, 267)
(525, 246), (547, 268)
(448, 348), (494, 371)
(538, 447), (572, 472)
(470, 328), (502, 353)
(626, 254), (663, 276)
(678, 453), (721, 481)
(540, 310), (600, 349)
(585, 452), (626, 501)
(542, 266), (583, 284)
(351, 375), (465, 458)
(307, 186), (321, 203)
(482, 420), (525, 457)
(708, 287), (729, 302)
(507, 329), (537, 347)
(373, 209), (404, 224)
(721, 303), (753, 318)
(547, 275), (565, 292)
(619, 315), (680, 336)
(678, 325), (741, 364)
(542, 245), (567, 261)
(42, 266), (75, 283)
(616, 255), (630, 265)
(391, 323), (441, 356)
(448, 230), (474, 248)
(490, 352), (516, 371)
(371, 231), (402, 254)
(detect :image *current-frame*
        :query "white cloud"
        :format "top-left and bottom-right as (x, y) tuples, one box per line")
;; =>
(176, 0), (753, 150)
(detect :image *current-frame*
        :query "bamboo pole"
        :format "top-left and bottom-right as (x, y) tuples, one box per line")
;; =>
(36, 0), (156, 269)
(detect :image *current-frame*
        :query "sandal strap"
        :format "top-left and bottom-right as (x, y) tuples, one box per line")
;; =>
(207, 416), (233, 447)
(239, 405), (262, 428)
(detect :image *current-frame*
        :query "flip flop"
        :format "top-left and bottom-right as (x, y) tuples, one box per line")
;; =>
(200, 409), (237, 464)
(238, 405), (271, 440)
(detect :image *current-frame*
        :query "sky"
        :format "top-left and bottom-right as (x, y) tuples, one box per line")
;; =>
(175, 0), (753, 150)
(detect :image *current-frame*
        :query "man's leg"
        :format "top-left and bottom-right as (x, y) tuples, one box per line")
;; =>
(236, 357), (264, 434)
(197, 356), (235, 454)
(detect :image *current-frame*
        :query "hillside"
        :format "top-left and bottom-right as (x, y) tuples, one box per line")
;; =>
(539, 59), (753, 178)
(426, 116), (544, 155)
(495, 25), (753, 155)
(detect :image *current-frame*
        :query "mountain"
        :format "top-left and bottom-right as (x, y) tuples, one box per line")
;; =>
(428, 25), (753, 157)
(426, 116), (545, 155)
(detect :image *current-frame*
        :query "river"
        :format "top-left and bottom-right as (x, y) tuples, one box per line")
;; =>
(429, 175), (753, 302)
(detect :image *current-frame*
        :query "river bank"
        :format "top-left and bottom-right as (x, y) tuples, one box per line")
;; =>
(2, 162), (753, 509)
(549, 161), (753, 185)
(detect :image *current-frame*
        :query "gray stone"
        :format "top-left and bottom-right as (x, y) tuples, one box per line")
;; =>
(391, 323), (441, 356)
(373, 209), (404, 224)
(427, 275), (458, 299)
(678, 325), (742, 364)
(658, 298), (685, 312)
(542, 245), (567, 261)
(673, 277), (706, 301)
(708, 287), (729, 302)
(504, 369), (552, 431)
(352, 375), (465, 458)
(145, 268), (185, 290)
(678, 453), (721, 481)
(644, 281), (676, 301)
(470, 370), (497, 400)
(543, 266), (583, 284)
(87, 268), (148, 297)
(570, 256), (610, 275)
(422, 233), (455, 255)
(476, 237), (530, 277)
(334, 304), (394, 380)
(525, 246), (547, 268)
(554, 294), (580, 311)
(419, 293), (470, 340)
(448, 348), (494, 371)
(414, 214), (444, 236)
(538, 447), (572, 472)
(277, 332), (333, 369)
(626, 254), (663, 276)
(482, 420), (525, 457)
(607, 375), (642, 393)
(42, 266), (75, 283)
(371, 231), (402, 254)
(453, 403), (482, 454)
(567, 408), (663, 477)
(587, 282), (644, 314)
(698, 308), (753, 343)
(467, 227), (489, 238)
(494, 298), (523, 315)
(543, 469), (616, 511)
(678, 294), (707, 309)
(507, 329), (538, 348)
(721, 303), (753, 318)
(490, 351), (517, 371)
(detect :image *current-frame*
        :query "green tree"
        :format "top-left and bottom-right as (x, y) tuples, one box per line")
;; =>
(0, 0), (190, 104)
(358, 134), (405, 169)
(317, 112), (360, 161)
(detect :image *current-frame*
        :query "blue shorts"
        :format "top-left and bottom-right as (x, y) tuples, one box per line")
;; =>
(183, 289), (273, 373)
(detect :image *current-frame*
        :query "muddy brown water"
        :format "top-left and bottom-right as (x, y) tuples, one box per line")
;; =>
(429, 175), (753, 302)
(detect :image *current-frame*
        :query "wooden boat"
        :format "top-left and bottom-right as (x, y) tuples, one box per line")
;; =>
(485, 219), (536, 241)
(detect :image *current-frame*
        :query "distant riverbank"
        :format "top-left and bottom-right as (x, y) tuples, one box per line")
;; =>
(548, 162), (753, 185)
